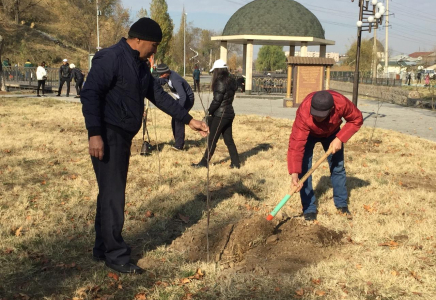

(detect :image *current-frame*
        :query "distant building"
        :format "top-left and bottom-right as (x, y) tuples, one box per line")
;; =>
(285, 51), (340, 62)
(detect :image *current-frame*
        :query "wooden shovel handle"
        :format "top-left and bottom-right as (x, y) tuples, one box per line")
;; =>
(289, 147), (333, 194)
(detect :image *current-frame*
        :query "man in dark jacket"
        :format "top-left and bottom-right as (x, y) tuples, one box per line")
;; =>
(81, 18), (208, 274)
(192, 65), (200, 92)
(156, 63), (195, 150)
(288, 90), (363, 221)
(57, 59), (72, 97)
(70, 63), (84, 98)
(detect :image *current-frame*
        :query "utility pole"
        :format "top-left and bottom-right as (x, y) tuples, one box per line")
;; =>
(96, 0), (101, 51)
(183, 12), (187, 77)
(384, 0), (389, 78)
(373, 27), (377, 80)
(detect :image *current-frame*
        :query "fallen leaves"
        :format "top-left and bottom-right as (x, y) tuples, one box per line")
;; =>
(108, 272), (119, 281)
(379, 240), (399, 249)
(145, 210), (154, 218)
(134, 293), (147, 300)
(295, 288), (304, 296)
(15, 226), (23, 237)
(179, 268), (204, 285)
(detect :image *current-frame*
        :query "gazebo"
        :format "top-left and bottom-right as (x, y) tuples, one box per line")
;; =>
(212, 0), (335, 95)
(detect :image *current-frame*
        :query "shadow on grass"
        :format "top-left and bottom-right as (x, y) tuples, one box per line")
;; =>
(315, 176), (370, 206)
(215, 143), (272, 165)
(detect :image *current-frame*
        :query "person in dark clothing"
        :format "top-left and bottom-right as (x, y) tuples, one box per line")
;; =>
(70, 63), (84, 98)
(236, 76), (245, 93)
(416, 72), (422, 84)
(192, 65), (201, 92)
(156, 63), (195, 150)
(192, 59), (240, 169)
(80, 17), (208, 275)
(57, 59), (72, 96)
(406, 73), (412, 86)
(288, 90), (363, 221)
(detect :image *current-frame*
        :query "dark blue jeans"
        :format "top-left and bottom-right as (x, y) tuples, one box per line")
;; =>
(299, 131), (348, 214)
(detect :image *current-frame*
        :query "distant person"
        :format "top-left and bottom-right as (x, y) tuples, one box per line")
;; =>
(192, 65), (201, 92)
(288, 90), (363, 221)
(156, 63), (195, 150)
(236, 75), (245, 93)
(192, 59), (240, 169)
(36, 61), (47, 97)
(425, 73), (430, 86)
(24, 58), (32, 81)
(2, 58), (10, 67)
(70, 64), (84, 98)
(406, 73), (411, 86)
(417, 72), (422, 84)
(57, 59), (72, 97)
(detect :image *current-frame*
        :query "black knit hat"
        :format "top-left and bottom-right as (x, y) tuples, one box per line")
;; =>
(128, 18), (162, 42)
(310, 91), (334, 118)
(156, 63), (171, 74)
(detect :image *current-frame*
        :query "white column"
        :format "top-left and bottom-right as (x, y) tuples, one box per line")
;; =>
(242, 44), (247, 76)
(220, 41), (228, 63)
(300, 42), (308, 57)
(320, 45), (326, 58)
(245, 40), (253, 94)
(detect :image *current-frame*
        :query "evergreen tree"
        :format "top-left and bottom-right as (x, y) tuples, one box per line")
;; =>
(150, 0), (173, 64)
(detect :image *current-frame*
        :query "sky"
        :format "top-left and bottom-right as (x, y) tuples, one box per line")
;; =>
(121, 0), (436, 58)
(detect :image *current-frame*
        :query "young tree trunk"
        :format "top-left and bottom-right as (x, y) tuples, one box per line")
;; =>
(0, 35), (6, 92)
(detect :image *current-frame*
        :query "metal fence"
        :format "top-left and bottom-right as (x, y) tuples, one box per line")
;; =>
(1, 66), (78, 88)
(330, 71), (403, 87)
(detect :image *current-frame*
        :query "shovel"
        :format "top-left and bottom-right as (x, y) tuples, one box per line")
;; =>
(140, 101), (153, 156)
(266, 148), (333, 221)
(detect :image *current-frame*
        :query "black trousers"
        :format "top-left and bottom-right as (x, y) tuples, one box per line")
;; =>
(193, 80), (200, 92)
(37, 80), (46, 95)
(201, 116), (240, 166)
(91, 127), (132, 265)
(58, 77), (71, 96)
(172, 117), (186, 149)
(75, 80), (84, 95)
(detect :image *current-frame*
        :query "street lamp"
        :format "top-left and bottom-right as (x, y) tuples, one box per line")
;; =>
(96, 0), (102, 51)
(183, 12), (187, 77)
(351, 0), (385, 105)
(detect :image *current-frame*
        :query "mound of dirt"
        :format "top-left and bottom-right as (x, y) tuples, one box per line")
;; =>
(170, 215), (344, 274)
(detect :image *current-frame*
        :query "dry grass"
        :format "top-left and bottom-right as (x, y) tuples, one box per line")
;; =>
(0, 97), (435, 300)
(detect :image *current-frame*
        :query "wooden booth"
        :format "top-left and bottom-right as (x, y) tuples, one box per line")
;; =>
(284, 57), (336, 107)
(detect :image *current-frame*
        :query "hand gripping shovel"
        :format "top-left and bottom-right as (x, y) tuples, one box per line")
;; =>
(266, 148), (333, 221)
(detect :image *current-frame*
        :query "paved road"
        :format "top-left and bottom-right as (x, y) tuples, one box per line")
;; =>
(1, 92), (435, 142)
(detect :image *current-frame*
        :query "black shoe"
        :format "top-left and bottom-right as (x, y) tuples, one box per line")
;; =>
(230, 164), (240, 169)
(37, 94), (41, 97)
(105, 261), (144, 274)
(171, 146), (183, 151)
(337, 207), (353, 219)
(92, 254), (105, 262)
(304, 213), (317, 221)
(74, 95), (80, 98)
(56, 94), (61, 97)
(191, 162), (207, 169)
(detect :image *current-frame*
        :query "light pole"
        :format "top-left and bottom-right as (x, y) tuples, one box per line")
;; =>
(183, 12), (187, 77)
(96, 0), (101, 51)
(351, 0), (385, 105)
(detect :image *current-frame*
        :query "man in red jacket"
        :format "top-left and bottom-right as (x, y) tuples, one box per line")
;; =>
(287, 90), (363, 221)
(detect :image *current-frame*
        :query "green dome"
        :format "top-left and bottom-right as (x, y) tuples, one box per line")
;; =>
(222, 0), (325, 39)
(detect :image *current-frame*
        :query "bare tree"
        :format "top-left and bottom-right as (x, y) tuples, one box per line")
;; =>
(1, 0), (42, 24)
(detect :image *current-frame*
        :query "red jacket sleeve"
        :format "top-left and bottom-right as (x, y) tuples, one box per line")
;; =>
(287, 108), (310, 174)
(335, 94), (363, 143)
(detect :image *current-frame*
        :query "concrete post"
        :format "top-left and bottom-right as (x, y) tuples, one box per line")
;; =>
(220, 41), (228, 63)
(245, 40), (253, 94)
(242, 44), (247, 76)
(320, 45), (327, 58)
